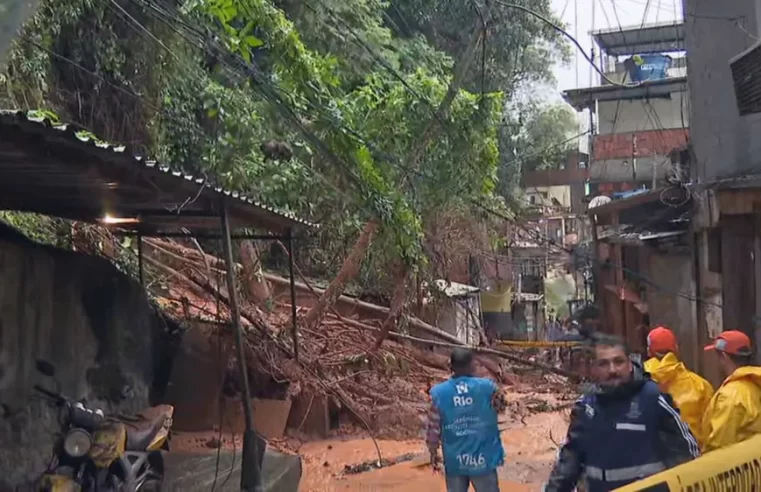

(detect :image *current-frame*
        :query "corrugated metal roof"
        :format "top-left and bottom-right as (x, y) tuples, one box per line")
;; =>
(591, 21), (685, 57)
(562, 76), (687, 111)
(0, 111), (316, 232)
(433, 279), (480, 297)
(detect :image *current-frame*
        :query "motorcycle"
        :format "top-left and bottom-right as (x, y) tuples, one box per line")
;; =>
(33, 360), (174, 492)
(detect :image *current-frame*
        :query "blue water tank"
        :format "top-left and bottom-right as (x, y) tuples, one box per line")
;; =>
(627, 54), (672, 82)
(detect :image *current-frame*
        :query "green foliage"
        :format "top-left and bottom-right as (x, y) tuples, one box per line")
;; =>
(387, 0), (571, 93)
(513, 101), (579, 173)
(497, 99), (579, 199)
(0, 211), (70, 247)
(1, 0), (571, 294)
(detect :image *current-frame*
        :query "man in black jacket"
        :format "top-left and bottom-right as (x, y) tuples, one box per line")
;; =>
(543, 335), (699, 492)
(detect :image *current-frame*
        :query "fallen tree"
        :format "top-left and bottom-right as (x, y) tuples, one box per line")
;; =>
(110, 234), (579, 439)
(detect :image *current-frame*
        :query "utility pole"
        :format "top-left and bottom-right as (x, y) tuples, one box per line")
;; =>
(632, 134), (639, 183)
(220, 204), (262, 492)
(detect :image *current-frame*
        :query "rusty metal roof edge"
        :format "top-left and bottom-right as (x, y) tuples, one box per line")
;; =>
(0, 110), (318, 229)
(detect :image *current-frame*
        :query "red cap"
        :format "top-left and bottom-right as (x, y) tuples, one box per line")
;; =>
(647, 326), (677, 356)
(704, 330), (753, 356)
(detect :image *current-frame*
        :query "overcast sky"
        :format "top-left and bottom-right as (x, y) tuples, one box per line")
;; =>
(549, 0), (683, 97)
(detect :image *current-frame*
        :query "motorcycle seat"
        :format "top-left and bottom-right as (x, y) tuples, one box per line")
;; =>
(125, 413), (167, 451)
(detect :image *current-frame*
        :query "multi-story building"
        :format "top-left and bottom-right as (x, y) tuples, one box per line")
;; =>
(585, 3), (761, 379)
(686, 0), (761, 381)
(563, 21), (688, 199)
(569, 22), (694, 355)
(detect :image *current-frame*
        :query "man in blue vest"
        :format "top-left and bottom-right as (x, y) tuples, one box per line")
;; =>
(543, 335), (700, 492)
(426, 348), (505, 492)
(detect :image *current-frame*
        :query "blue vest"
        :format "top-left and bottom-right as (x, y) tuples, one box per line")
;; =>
(577, 380), (666, 492)
(430, 376), (504, 476)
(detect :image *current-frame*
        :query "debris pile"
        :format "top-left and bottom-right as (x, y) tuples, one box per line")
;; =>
(77, 230), (577, 441)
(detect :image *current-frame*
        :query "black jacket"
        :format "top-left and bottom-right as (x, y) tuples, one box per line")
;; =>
(544, 365), (700, 492)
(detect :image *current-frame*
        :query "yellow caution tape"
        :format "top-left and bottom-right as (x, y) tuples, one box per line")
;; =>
(614, 434), (761, 491)
(496, 340), (582, 348)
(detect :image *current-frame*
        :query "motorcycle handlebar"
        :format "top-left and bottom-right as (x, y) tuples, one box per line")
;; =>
(33, 384), (65, 405)
(33, 386), (106, 428)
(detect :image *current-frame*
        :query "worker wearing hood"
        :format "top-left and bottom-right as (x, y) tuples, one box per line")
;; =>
(702, 330), (761, 453)
(644, 326), (714, 448)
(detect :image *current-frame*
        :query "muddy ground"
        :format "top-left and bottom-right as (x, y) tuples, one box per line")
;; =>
(297, 389), (572, 491)
(170, 382), (575, 491)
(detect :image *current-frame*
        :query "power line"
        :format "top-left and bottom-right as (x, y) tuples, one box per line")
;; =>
(492, 1), (642, 88)
(475, 199), (721, 308)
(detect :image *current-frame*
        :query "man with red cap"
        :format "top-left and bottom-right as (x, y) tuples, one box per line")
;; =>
(702, 330), (761, 452)
(644, 326), (714, 448)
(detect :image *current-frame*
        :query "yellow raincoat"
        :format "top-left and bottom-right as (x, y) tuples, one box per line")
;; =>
(702, 366), (761, 453)
(644, 357), (659, 375)
(646, 352), (714, 448)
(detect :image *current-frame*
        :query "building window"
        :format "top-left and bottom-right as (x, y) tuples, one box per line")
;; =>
(529, 195), (536, 204)
(578, 160), (587, 169)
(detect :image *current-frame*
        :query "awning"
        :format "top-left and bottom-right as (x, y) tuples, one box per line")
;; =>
(591, 21), (685, 57)
(602, 229), (687, 246)
(562, 76), (687, 111)
(0, 111), (316, 233)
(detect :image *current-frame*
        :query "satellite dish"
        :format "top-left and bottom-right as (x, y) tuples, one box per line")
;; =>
(588, 195), (612, 210)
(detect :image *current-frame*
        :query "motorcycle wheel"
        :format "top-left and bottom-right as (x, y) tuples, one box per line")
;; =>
(104, 457), (137, 492)
(137, 453), (164, 492)
(137, 478), (162, 492)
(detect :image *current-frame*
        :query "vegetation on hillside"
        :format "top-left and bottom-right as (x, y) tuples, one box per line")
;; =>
(1, 0), (572, 303)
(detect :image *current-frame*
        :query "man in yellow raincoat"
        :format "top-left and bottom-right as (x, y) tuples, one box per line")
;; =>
(643, 326), (714, 448)
(702, 330), (761, 452)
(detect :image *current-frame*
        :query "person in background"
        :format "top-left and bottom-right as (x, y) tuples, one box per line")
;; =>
(543, 335), (699, 492)
(702, 330), (761, 453)
(427, 348), (506, 492)
(547, 316), (563, 342)
(573, 305), (602, 341)
(644, 326), (714, 449)
(562, 305), (601, 375)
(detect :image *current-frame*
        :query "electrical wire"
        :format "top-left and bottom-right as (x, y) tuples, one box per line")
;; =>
(478, 199), (722, 308)
(492, 1), (643, 88)
(18, 0), (719, 313)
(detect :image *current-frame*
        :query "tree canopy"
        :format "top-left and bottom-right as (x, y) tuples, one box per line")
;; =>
(1, 0), (573, 296)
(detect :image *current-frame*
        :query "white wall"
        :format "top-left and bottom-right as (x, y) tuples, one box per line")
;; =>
(597, 93), (689, 134)
(525, 185), (572, 208)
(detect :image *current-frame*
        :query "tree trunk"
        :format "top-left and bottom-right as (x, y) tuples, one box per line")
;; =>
(303, 220), (379, 330)
(239, 240), (271, 304)
(370, 268), (411, 353)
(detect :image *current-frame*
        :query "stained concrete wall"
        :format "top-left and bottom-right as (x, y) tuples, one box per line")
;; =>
(598, 94), (688, 135)
(0, 224), (170, 488)
(685, 0), (761, 181)
(645, 251), (698, 370)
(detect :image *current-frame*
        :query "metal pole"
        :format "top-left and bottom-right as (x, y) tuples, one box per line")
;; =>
(287, 229), (299, 362)
(220, 205), (261, 492)
(137, 231), (144, 286)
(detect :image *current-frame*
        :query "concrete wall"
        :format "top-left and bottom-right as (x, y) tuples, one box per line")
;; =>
(685, 0), (761, 181)
(598, 93), (689, 134)
(645, 251), (698, 370)
(591, 155), (670, 183)
(525, 185), (573, 209)
(0, 224), (170, 488)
